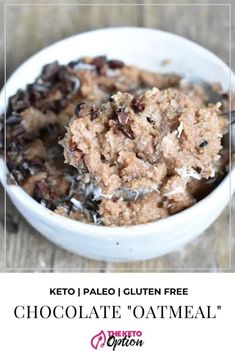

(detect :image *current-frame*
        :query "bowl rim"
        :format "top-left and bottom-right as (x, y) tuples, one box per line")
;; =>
(1, 26), (234, 237)
(1, 26), (233, 101)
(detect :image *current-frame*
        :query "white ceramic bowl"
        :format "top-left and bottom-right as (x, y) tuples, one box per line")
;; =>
(1, 27), (235, 262)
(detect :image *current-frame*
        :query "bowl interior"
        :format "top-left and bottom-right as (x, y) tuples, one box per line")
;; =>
(0, 27), (234, 236)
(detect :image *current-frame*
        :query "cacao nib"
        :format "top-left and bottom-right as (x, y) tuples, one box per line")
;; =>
(117, 111), (129, 125)
(69, 76), (80, 96)
(18, 163), (31, 178)
(49, 97), (68, 113)
(108, 59), (124, 69)
(30, 160), (45, 174)
(7, 159), (17, 171)
(146, 116), (154, 124)
(40, 199), (55, 210)
(12, 170), (24, 183)
(119, 125), (135, 140)
(6, 114), (22, 126)
(195, 167), (202, 173)
(41, 61), (60, 81)
(113, 107), (132, 135)
(68, 59), (81, 68)
(117, 107), (125, 114)
(9, 89), (30, 113)
(22, 132), (38, 141)
(7, 141), (22, 153)
(33, 177), (65, 210)
(90, 107), (100, 121)
(131, 97), (145, 112)
(11, 125), (25, 137)
(27, 82), (50, 95)
(199, 140), (208, 148)
(91, 56), (107, 68)
(7, 173), (17, 185)
(75, 102), (86, 117)
(27, 91), (39, 105)
(57, 65), (67, 80)
(69, 141), (77, 152)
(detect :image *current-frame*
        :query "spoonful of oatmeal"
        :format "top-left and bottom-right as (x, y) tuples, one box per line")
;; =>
(60, 87), (228, 225)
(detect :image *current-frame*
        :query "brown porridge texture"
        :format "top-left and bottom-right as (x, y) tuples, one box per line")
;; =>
(62, 88), (227, 225)
(1, 56), (231, 226)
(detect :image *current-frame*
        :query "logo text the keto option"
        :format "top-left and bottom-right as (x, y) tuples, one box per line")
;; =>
(91, 330), (144, 350)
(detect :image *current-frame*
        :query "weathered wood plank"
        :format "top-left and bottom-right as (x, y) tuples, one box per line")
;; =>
(143, 1), (230, 64)
(5, 0), (144, 77)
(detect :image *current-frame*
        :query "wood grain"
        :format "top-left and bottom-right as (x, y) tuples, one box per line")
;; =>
(0, 0), (234, 272)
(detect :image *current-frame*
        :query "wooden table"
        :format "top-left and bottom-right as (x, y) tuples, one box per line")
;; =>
(0, 1), (234, 271)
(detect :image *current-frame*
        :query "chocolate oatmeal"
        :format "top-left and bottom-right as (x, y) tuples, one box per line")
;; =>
(62, 88), (228, 225)
(1, 56), (232, 226)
